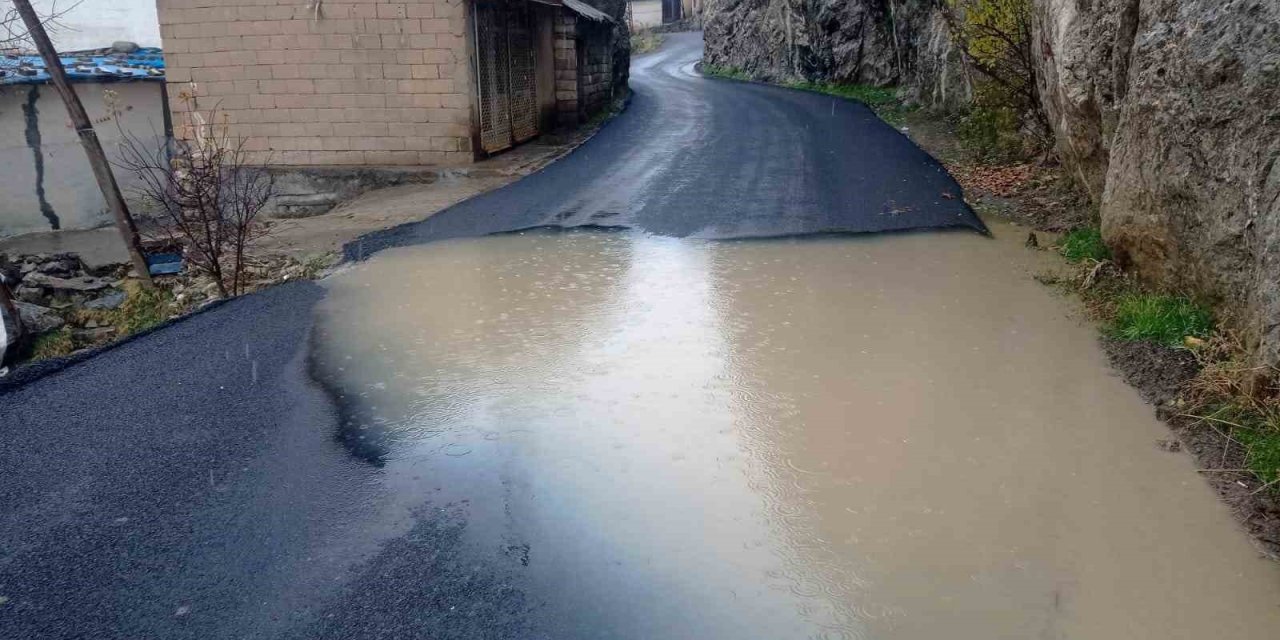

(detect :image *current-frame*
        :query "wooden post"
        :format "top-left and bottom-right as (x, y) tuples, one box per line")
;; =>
(12, 0), (154, 287)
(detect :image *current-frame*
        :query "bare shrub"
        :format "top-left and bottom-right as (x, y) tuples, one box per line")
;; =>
(110, 86), (275, 298)
(1, 1), (76, 51)
(943, 0), (1051, 157)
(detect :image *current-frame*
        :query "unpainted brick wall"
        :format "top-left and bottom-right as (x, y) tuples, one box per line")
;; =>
(155, 0), (476, 166)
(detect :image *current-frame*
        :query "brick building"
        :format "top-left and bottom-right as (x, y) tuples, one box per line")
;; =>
(154, 0), (627, 167)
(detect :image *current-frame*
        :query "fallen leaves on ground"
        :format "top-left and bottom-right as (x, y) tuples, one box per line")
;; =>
(946, 162), (1035, 197)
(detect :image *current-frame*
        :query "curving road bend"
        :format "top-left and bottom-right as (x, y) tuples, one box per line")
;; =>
(0, 33), (992, 640)
(352, 31), (984, 256)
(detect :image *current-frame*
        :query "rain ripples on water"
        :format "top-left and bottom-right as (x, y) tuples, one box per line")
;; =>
(310, 226), (1280, 639)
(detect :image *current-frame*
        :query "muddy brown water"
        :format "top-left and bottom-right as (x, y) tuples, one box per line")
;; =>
(311, 220), (1280, 639)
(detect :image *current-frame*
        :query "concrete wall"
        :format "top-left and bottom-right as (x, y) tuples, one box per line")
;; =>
(630, 0), (661, 28)
(154, 0), (476, 167)
(32, 0), (162, 50)
(0, 81), (167, 239)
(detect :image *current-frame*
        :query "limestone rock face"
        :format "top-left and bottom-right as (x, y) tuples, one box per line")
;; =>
(1031, 0), (1141, 204)
(702, 0), (970, 109)
(1100, 0), (1280, 369)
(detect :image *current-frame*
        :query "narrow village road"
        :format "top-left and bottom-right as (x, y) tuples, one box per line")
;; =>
(0, 34), (1190, 640)
(350, 32), (984, 256)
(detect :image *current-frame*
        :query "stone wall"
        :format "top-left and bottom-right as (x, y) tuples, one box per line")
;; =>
(703, 0), (1280, 371)
(577, 21), (615, 119)
(551, 4), (629, 127)
(155, 0), (475, 166)
(553, 14), (581, 126)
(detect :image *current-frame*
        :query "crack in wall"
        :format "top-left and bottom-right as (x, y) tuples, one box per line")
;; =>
(21, 85), (60, 231)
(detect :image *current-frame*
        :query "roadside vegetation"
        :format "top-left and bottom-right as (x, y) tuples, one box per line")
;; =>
(30, 327), (75, 360)
(784, 81), (915, 125)
(1058, 227), (1110, 263)
(1036, 238), (1280, 497)
(702, 65), (913, 124)
(630, 27), (663, 54)
(700, 63), (751, 81)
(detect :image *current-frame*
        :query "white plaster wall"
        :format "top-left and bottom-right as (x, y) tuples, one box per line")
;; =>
(631, 0), (662, 28)
(26, 0), (161, 50)
(0, 81), (166, 238)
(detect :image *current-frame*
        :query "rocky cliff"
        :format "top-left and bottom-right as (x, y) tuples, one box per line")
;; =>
(704, 0), (1280, 373)
(702, 0), (973, 109)
(1099, 0), (1280, 371)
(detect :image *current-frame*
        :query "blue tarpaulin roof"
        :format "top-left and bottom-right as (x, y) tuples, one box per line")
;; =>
(0, 47), (165, 85)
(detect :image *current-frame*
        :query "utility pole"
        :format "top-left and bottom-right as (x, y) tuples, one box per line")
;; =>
(12, 0), (154, 287)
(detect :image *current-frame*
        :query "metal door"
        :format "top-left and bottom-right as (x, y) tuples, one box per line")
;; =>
(475, 0), (539, 154)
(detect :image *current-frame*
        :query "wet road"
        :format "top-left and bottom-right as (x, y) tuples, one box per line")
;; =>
(350, 32), (984, 257)
(5, 32), (1278, 640)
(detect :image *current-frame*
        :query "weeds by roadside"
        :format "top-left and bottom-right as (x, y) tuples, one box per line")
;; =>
(1039, 238), (1280, 500)
(1109, 294), (1213, 346)
(700, 64), (751, 81)
(699, 64), (914, 125)
(114, 281), (174, 335)
(631, 27), (663, 54)
(784, 81), (915, 125)
(1059, 227), (1110, 263)
(30, 328), (75, 360)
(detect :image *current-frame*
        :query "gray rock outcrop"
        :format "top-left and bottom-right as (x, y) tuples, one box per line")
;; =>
(1099, 0), (1280, 371)
(702, 0), (971, 108)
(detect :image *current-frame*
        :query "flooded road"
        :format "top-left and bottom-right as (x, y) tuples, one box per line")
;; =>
(312, 222), (1280, 639)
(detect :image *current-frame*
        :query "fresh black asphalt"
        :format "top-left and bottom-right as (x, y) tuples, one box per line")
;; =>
(0, 33), (983, 639)
(348, 32), (984, 258)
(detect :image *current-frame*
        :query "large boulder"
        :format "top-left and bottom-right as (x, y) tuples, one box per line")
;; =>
(1100, 0), (1280, 371)
(1031, 0), (1141, 205)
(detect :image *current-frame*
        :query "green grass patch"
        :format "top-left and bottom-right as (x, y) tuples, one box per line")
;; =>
(699, 68), (912, 125)
(1109, 293), (1213, 346)
(786, 81), (896, 107)
(1198, 404), (1280, 486)
(631, 29), (664, 55)
(1239, 428), (1280, 486)
(785, 81), (912, 125)
(700, 64), (751, 81)
(114, 281), (173, 335)
(30, 327), (76, 360)
(1059, 227), (1110, 263)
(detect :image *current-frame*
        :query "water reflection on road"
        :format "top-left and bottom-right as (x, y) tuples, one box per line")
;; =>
(311, 223), (1280, 639)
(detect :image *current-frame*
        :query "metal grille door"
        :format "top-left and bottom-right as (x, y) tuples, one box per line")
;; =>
(506, 0), (538, 144)
(475, 0), (539, 154)
(476, 1), (513, 154)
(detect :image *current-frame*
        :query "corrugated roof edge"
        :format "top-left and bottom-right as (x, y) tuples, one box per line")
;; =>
(562, 0), (614, 23)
